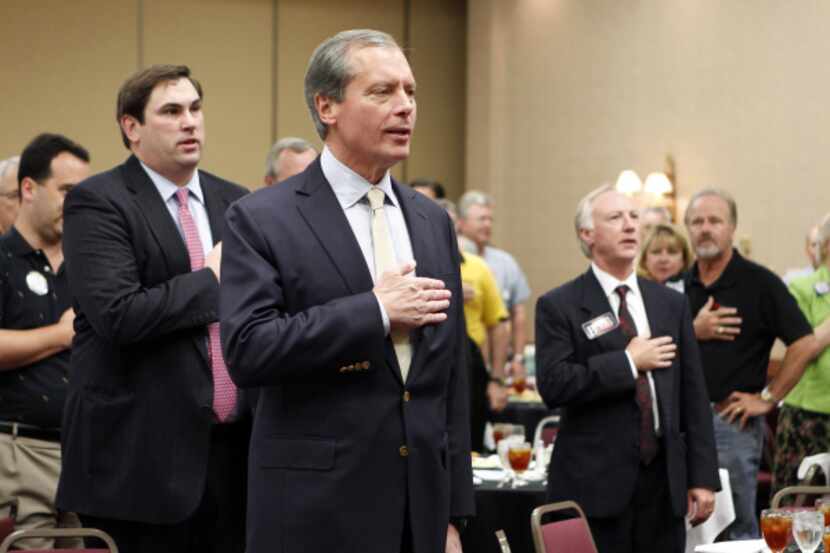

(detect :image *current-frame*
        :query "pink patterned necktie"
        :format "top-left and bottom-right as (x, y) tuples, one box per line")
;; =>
(175, 188), (237, 422)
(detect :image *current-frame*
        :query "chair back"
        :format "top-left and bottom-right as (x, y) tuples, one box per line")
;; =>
(531, 500), (598, 553)
(532, 415), (560, 447)
(771, 485), (830, 509)
(0, 499), (17, 546)
(0, 527), (118, 553)
(495, 529), (512, 553)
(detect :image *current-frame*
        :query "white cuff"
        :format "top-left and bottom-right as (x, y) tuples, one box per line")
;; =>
(374, 293), (391, 335)
(624, 351), (638, 379)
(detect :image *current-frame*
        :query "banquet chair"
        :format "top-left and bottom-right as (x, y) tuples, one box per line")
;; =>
(0, 499), (17, 545)
(0, 527), (118, 553)
(771, 485), (830, 509)
(532, 415), (560, 447)
(495, 529), (513, 553)
(531, 500), (598, 553)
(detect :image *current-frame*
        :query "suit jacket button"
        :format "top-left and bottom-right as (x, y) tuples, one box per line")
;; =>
(403, 391), (411, 402)
(399, 445), (409, 457)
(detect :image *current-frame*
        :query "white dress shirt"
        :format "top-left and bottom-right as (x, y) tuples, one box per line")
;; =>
(320, 146), (415, 334)
(591, 263), (661, 433)
(141, 161), (213, 256)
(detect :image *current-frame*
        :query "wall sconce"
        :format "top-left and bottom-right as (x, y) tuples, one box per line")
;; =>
(614, 155), (678, 221)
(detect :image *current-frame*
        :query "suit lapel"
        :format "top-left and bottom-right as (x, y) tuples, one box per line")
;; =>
(295, 160), (374, 295)
(122, 156), (191, 277)
(639, 277), (674, 426)
(202, 172), (226, 244)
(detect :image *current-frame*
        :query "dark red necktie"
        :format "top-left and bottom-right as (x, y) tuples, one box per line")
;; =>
(615, 285), (658, 465)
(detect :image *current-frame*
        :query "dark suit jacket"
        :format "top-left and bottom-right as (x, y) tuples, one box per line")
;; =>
(220, 159), (474, 553)
(536, 269), (718, 518)
(56, 155), (248, 523)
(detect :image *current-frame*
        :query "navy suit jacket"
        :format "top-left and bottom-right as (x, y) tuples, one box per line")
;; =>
(57, 156), (249, 523)
(220, 159), (474, 553)
(536, 269), (718, 518)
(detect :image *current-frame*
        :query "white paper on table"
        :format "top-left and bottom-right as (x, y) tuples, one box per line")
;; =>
(686, 469), (736, 553)
(693, 539), (766, 553)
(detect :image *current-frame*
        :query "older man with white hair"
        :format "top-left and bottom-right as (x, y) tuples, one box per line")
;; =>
(0, 156), (20, 234)
(262, 137), (317, 186)
(536, 184), (717, 553)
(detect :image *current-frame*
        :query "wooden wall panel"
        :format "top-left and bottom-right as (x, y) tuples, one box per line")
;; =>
(143, 0), (273, 188)
(0, 1), (138, 173)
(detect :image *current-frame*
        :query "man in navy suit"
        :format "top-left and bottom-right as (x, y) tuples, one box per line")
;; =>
(220, 29), (473, 553)
(535, 185), (719, 553)
(58, 65), (249, 553)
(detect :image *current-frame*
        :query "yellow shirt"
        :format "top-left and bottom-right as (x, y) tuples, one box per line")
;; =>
(460, 252), (508, 346)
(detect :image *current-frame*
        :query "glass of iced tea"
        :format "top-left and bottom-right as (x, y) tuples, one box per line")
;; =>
(760, 509), (793, 553)
(492, 423), (510, 448)
(512, 376), (527, 394)
(823, 527), (830, 553)
(508, 441), (532, 488)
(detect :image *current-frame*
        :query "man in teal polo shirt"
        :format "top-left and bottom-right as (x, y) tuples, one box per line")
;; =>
(773, 213), (830, 496)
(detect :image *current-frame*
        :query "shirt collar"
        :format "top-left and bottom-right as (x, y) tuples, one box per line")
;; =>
(320, 146), (396, 210)
(690, 247), (741, 289)
(4, 226), (35, 257)
(591, 262), (641, 301)
(139, 161), (204, 206)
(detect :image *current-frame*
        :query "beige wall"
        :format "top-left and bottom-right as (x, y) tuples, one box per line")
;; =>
(1, 0), (465, 192)
(468, 0), (830, 340)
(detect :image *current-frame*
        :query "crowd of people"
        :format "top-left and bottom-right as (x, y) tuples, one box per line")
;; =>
(1, 26), (830, 553)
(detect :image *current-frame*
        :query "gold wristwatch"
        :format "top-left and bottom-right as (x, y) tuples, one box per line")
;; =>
(760, 386), (776, 404)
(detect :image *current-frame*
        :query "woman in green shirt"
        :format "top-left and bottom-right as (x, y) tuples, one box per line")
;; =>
(773, 217), (830, 496)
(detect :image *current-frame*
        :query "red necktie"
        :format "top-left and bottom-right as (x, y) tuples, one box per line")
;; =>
(176, 188), (237, 422)
(615, 285), (658, 465)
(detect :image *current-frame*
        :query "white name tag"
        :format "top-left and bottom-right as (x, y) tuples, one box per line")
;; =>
(582, 312), (619, 340)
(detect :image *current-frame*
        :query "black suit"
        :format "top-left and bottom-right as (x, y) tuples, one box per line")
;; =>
(536, 269), (718, 552)
(219, 159), (474, 553)
(56, 156), (249, 552)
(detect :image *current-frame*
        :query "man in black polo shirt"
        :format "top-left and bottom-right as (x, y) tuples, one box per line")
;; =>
(0, 133), (90, 547)
(684, 188), (815, 540)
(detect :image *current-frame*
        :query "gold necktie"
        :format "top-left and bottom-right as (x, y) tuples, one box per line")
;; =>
(367, 187), (412, 381)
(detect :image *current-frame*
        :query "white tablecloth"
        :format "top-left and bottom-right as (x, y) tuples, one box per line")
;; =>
(687, 469), (736, 552)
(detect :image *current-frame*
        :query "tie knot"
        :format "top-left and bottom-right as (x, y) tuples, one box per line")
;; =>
(367, 187), (386, 211)
(175, 188), (189, 206)
(615, 284), (630, 301)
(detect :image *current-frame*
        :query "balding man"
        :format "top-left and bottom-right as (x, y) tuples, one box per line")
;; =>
(0, 156), (20, 235)
(262, 137), (317, 186)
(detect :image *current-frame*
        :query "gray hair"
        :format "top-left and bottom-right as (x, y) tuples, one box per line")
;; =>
(0, 156), (20, 181)
(304, 29), (401, 140)
(642, 206), (672, 224)
(574, 184), (615, 258)
(684, 188), (738, 227)
(815, 213), (830, 264)
(264, 137), (315, 178)
(458, 190), (494, 219)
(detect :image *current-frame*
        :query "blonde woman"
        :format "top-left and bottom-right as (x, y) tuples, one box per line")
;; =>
(638, 223), (693, 289)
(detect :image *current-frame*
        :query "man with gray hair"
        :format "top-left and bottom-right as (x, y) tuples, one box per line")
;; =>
(221, 29), (473, 553)
(262, 136), (317, 186)
(537, 184), (717, 553)
(0, 156), (20, 234)
(458, 190), (531, 380)
(683, 188), (816, 539)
